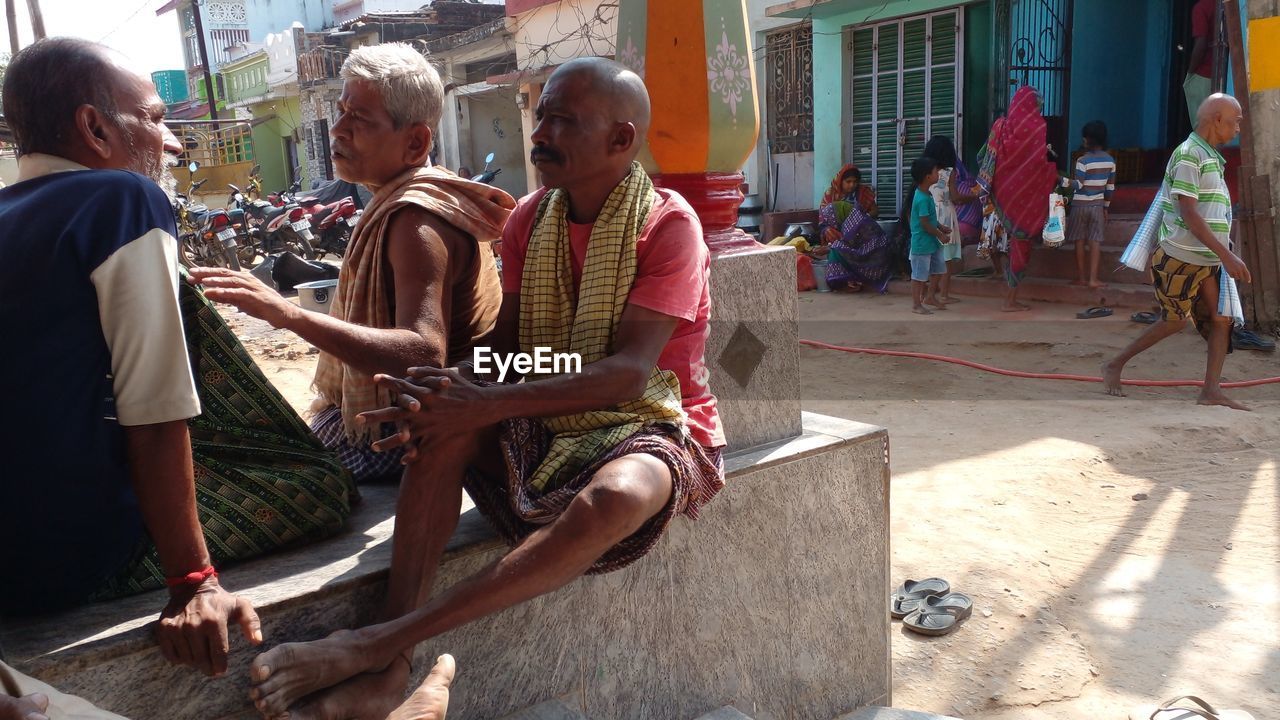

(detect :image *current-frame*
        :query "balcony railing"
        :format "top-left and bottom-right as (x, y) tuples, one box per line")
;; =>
(299, 45), (345, 87)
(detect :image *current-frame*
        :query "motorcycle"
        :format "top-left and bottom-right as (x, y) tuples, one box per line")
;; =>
(175, 162), (240, 270)
(278, 170), (361, 259)
(470, 152), (501, 185)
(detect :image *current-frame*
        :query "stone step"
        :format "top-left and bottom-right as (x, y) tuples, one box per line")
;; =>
(943, 275), (1154, 309)
(3, 412), (891, 720)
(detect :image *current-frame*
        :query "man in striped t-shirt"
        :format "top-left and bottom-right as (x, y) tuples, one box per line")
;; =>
(1103, 94), (1252, 410)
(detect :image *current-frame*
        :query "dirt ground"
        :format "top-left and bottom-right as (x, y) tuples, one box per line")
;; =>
(225, 286), (1279, 720)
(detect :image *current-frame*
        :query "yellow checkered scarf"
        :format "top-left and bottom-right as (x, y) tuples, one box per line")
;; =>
(520, 162), (686, 492)
(314, 165), (514, 441)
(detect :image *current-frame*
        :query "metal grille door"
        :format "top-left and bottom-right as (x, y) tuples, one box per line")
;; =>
(997, 0), (1073, 165)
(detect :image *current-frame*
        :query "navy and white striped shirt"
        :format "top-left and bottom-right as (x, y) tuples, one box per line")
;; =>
(1073, 150), (1117, 207)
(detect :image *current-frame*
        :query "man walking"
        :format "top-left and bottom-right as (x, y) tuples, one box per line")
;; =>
(1103, 94), (1251, 410)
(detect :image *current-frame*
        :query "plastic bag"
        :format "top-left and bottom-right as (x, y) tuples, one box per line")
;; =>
(1042, 192), (1067, 248)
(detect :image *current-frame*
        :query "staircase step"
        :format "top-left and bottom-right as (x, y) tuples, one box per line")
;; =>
(695, 707), (756, 720)
(837, 707), (964, 720)
(944, 275), (1154, 309)
(498, 698), (591, 720)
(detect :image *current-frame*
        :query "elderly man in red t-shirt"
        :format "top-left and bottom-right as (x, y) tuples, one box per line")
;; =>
(244, 56), (726, 720)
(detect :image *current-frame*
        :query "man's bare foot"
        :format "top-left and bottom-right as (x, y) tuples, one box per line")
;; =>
(250, 629), (388, 718)
(1088, 281), (1109, 290)
(1197, 390), (1251, 411)
(912, 305), (933, 315)
(940, 296), (962, 304)
(284, 658), (411, 720)
(925, 300), (947, 310)
(1101, 360), (1125, 397)
(387, 655), (456, 720)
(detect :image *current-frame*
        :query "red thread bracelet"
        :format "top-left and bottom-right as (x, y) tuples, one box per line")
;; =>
(165, 565), (217, 587)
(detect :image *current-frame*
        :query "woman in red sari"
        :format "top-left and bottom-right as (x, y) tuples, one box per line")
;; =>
(977, 87), (1059, 311)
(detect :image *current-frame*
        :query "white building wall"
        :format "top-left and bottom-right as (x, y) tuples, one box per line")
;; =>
(746, 0), (813, 212)
(266, 24), (303, 88)
(508, 0), (615, 191)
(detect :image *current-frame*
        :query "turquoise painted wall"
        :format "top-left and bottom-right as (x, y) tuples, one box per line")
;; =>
(1069, 0), (1156, 150)
(811, 0), (971, 206)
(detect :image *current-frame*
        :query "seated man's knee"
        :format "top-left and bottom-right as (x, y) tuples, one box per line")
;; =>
(573, 456), (672, 530)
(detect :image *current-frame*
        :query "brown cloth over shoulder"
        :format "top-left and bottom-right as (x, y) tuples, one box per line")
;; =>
(313, 165), (514, 441)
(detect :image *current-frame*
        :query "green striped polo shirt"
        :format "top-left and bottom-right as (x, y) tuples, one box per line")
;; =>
(1158, 132), (1231, 266)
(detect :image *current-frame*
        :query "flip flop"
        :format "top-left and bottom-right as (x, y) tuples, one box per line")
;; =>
(1077, 306), (1113, 319)
(902, 592), (973, 636)
(1128, 695), (1256, 720)
(890, 578), (950, 619)
(1131, 311), (1159, 324)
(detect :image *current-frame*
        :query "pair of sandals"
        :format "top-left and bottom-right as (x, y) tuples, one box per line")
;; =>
(1129, 695), (1256, 720)
(890, 578), (972, 636)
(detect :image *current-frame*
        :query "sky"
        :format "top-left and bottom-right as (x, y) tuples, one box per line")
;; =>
(2, 0), (185, 75)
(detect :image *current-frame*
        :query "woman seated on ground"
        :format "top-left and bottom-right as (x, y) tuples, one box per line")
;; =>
(815, 163), (894, 293)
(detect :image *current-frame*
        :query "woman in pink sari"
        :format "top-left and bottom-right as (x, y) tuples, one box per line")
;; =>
(977, 87), (1060, 311)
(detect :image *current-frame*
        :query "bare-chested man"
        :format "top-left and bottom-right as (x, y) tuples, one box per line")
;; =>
(191, 43), (512, 482)
(245, 57), (726, 720)
(1103, 94), (1252, 410)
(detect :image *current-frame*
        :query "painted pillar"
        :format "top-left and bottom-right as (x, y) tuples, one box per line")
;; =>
(616, 0), (762, 251)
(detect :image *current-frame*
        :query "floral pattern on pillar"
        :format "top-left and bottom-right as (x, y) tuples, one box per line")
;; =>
(617, 0), (762, 251)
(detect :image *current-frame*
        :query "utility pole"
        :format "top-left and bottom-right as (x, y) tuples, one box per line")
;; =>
(190, 0), (219, 123)
(6, 0), (19, 54)
(24, 0), (43, 40)
(1226, 0), (1280, 330)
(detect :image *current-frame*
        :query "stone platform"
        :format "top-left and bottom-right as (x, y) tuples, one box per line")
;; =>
(2, 412), (890, 720)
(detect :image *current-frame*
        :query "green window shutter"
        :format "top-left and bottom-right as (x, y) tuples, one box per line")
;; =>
(844, 9), (962, 216)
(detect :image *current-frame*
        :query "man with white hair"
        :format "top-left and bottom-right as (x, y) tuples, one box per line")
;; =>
(191, 43), (513, 481)
(1103, 93), (1252, 409)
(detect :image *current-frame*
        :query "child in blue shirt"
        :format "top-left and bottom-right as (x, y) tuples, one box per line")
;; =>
(908, 156), (953, 315)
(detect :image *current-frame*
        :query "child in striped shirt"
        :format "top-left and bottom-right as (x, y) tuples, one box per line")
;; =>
(1070, 120), (1116, 289)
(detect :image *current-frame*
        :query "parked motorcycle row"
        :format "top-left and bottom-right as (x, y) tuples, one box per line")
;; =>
(173, 153), (504, 272)
(174, 162), (363, 271)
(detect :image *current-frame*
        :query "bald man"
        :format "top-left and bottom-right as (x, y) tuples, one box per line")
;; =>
(244, 57), (726, 719)
(1103, 94), (1252, 409)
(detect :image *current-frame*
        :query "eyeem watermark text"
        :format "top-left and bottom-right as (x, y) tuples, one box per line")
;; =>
(473, 347), (582, 383)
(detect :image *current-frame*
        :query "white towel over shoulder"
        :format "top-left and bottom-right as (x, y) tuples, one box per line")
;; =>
(1118, 181), (1243, 327)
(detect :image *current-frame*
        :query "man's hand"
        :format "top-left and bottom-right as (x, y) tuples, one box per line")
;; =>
(156, 578), (262, 677)
(188, 267), (302, 329)
(1222, 252), (1252, 284)
(0, 693), (48, 720)
(357, 369), (490, 462)
(937, 225), (953, 244)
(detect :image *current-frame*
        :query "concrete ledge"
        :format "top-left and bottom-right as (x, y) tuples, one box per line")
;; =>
(4, 412), (890, 720)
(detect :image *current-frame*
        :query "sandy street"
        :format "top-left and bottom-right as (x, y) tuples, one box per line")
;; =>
(224, 285), (1279, 719)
